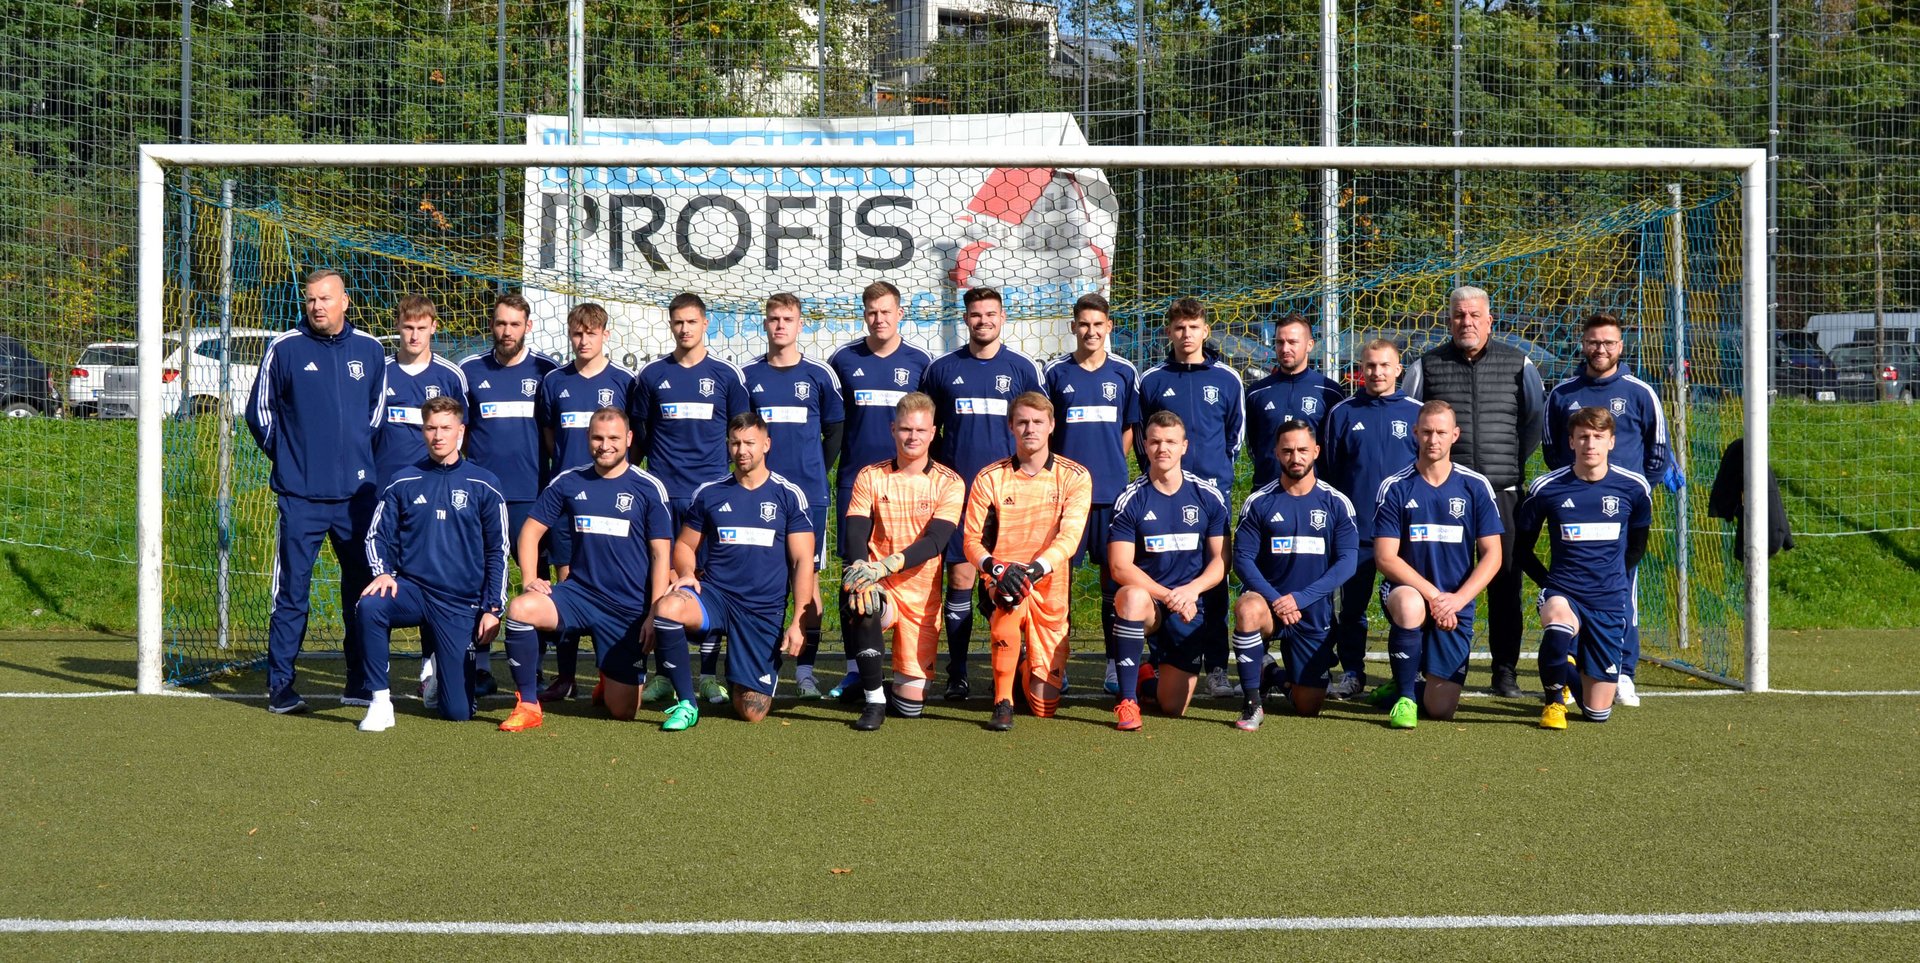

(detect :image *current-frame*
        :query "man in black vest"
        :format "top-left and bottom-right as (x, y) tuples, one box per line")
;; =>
(1401, 285), (1546, 698)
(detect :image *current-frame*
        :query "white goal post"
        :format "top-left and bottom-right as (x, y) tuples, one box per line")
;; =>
(133, 143), (1771, 695)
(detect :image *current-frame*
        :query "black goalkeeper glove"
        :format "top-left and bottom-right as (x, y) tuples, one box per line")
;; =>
(984, 557), (1038, 609)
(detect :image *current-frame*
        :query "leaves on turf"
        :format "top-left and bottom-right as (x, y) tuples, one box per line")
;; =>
(830, 868), (852, 875)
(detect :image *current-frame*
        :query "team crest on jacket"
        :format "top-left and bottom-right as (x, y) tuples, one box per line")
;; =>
(1182, 505), (1199, 525)
(597, 387), (614, 407)
(1103, 381), (1118, 401)
(760, 502), (778, 521)
(1602, 495), (1622, 517)
(451, 490), (468, 511)
(347, 360), (366, 381)
(995, 374), (1012, 393)
(616, 492), (634, 513)
(1448, 497), (1466, 519)
(1310, 509), (1327, 530)
(1203, 385), (1220, 404)
(1609, 396), (1628, 415)
(699, 377), (716, 398)
(1302, 397), (1319, 414)
(794, 381), (810, 400)
(521, 378), (538, 397)
(1391, 420), (1409, 438)
(893, 368), (910, 386)
(424, 385), (442, 399)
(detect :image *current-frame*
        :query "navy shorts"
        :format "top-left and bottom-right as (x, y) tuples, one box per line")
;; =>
(548, 580), (649, 685)
(1073, 504), (1115, 568)
(1148, 597), (1209, 674)
(691, 582), (787, 696)
(1381, 581), (1474, 684)
(1540, 589), (1628, 683)
(1277, 625), (1338, 688)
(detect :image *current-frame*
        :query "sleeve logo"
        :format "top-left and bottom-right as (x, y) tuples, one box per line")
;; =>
(1448, 497), (1466, 519)
(760, 501), (778, 521)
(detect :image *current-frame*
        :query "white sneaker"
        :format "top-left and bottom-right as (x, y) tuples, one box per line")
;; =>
(1615, 673), (1640, 707)
(1207, 667), (1242, 698)
(1326, 671), (1365, 700)
(358, 695), (395, 732)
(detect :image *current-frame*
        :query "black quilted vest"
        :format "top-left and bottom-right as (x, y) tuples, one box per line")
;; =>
(1415, 340), (1531, 489)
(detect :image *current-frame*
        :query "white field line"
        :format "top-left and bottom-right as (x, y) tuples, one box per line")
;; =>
(1, 908), (1917, 937)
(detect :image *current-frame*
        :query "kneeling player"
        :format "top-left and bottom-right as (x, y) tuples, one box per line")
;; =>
(1517, 406), (1652, 729)
(499, 408), (673, 730)
(356, 396), (509, 731)
(1229, 419), (1358, 730)
(1368, 401), (1504, 728)
(649, 412), (819, 724)
(840, 392), (966, 730)
(1106, 411), (1228, 728)
(962, 392), (1093, 730)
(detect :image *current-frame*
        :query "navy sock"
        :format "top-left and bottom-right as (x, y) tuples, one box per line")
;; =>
(1232, 630), (1266, 697)
(1388, 623), (1422, 700)
(1539, 623), (1576, 705)
(700, 632), (721, 676)
(799, 628), (821, 668)
(943, 586), (973, 676)
(555, 632), (578, 680)
(654, 618), (695, 702)
(502, 619), (540, 703)
(1113, 617), (1146, 702)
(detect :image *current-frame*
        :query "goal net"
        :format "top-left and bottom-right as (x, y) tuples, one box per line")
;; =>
(133, 132), (1770, 692)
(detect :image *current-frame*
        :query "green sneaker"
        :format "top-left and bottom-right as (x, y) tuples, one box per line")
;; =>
(1365, 682), (1399, 708)
(1388, 696), (1418, 729)
(640, 674), (674, 705)
(697, 676), (729, 705)
(661, 699), (700, 732)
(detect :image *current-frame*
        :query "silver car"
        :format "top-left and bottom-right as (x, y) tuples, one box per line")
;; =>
(67, 341), (137, 417)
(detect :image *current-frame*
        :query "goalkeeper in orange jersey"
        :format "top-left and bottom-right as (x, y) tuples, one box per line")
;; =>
(962, 391), (1094, 731)
(839, 392), (968, 731)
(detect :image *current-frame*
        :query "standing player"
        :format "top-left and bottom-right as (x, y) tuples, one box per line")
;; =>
(1245, 314), (1345, 490)
(459, 292), (560, 695)
(1368, 401), (1505, 729)
(1317, 338), (1422, 699)
(1105, 411), (1228, 729)
(1044, 292), (1141, 696)
(962, 392), (1094, 731)
(372, 295), (469, 486)
(1138, 298), (1245, 698)
(356, 396), (508, 731)
(500, 408), (675, 731)
(245, 268), (388, 713)
(649, 413), (820, 724)
(536, 302), (637, 702)
(629, 292), (751, 704)
(827, 280), (934, 696)
(742, 292), (845, 698)
(1542, 312), (1669, 707)
(921, 287), (1044, 700)
(838, 392), (967, 730)
(1230, 419), (1359, 730)
(1518, 406), (1653, 729)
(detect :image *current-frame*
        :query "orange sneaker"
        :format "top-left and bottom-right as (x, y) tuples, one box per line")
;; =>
(498, 700), (544, 732)
(1114, 698), (1143, 731)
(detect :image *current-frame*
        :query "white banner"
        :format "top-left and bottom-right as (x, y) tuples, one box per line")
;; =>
(521, 114), (1116, 367)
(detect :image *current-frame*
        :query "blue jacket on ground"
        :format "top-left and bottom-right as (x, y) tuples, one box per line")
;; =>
(247, 320), (388, 499)
(364, 457), (510, 613)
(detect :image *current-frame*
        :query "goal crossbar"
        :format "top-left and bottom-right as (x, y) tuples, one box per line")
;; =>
(134, 143), (1771, 694)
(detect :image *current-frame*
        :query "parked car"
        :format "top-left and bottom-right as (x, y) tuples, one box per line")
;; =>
(97, 327), (281, 419)
(1775, 331), (1838, 400)
(67, 341), (137, 417)
(1829, 340), (1920, 402)
(0, 333), (61, 418)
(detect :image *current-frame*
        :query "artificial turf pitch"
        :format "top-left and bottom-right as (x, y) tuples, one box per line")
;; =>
(2, 634), (1917, 962)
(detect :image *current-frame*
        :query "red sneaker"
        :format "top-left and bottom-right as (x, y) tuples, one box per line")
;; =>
(1114, 698), (1143, 732)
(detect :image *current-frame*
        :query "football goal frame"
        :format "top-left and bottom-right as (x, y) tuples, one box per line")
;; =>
(132, 142), (1772, 695)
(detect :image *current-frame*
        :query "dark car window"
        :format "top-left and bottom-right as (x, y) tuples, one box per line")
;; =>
(79, 345), (138, 366)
